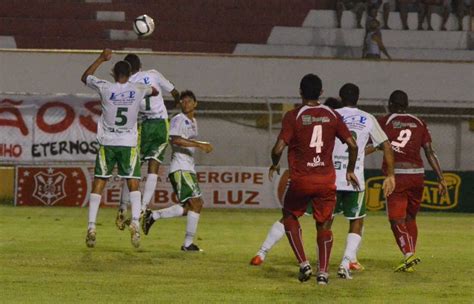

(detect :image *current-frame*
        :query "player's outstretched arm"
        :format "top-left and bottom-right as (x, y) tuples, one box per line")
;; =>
(268, 139), (286, 181)
(81, 49), (112, 84)
(171, 89), (180, 106)
(380, 140), (395, 197)
(423, 143), (447, 196)
(345, 136), (360, 190)
(170, 136), (213, 153)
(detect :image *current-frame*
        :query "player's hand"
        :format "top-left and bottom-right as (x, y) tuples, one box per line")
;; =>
(382, 175), (395, 197)
(200, 142), (213, 153)
(99, 49), (112, 61)
(268, 165), (280, 182)
(346, 172), (360, 191)
(438, 179), (448, 197)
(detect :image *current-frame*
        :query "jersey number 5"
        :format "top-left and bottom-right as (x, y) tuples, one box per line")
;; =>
(391, 129), (412, 148)
(115, 107), (128, 126)
(309, 125), (324, 153)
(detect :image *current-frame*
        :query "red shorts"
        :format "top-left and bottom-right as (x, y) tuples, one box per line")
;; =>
(283, 176), (336, 223)
(386, 174), (424, 220)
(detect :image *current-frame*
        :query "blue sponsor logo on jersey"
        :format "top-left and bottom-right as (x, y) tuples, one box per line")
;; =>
(110, 91), (136, 103)
(143, 77), (150, 84)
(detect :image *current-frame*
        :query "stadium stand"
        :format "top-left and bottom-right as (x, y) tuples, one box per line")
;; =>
(0, 0), (321, 52)
(235, 9), (474, 60)
(0, 0), (472, 60)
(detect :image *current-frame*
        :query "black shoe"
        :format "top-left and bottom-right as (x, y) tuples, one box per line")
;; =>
(181, 243), (203, 252)
(298, 265), (313, 282)
(316, 272), (329, 285)
(141, 209), (155, 235)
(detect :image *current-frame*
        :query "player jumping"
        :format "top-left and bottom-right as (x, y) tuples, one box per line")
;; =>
(373, 90), (447, 272)
(116, 53), (180, 230)
(269, 74), (359, 284)
(141, 90), (213, 251)
(81, 49), (157, 248)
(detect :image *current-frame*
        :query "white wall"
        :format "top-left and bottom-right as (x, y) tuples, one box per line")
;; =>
(1, 50), (473, 170)
(0, 50), (473, 102)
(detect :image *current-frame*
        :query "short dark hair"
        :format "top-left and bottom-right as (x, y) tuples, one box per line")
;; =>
(113, 61), (131, 79)
(324, 97), (343, 109)
(124, 53), (141, 72)
(339, 83), (359, 106)
(389, 90), (409, 109)
(300, 74), (322, 100)
(180, 90), (196, 101)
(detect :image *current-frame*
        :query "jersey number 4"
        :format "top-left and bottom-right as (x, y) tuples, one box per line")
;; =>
(391, 129), (412, 148)
(309, 125), (324, 153)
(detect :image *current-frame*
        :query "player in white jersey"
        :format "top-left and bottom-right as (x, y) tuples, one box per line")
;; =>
(81, 49), (157, 249)
(249, 85), (395, 274)
(116, 54), (180, 230)
(142, 90), (213, 251)
(331, 83), (394, 279)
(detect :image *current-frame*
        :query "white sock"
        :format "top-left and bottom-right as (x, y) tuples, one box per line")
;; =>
(257, 221), (285, 259)
(342, 233), (362, 265)
(152, 204), (184, 220)
(184, 211), (200, 247)
(120, 182), (130, 212)
(129, 191), (141, 226)
(141, 173), (158, 211)
(88, 193), (101, 229)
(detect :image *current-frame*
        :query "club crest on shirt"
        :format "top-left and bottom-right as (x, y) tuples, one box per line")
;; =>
(392, 121), (417, 129)
(302, 115), (330, 125)
(307, 155), (325, 167)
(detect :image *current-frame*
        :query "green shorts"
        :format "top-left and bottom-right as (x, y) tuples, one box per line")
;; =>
(169, 170), (202, 203)
(139, 118), (169, 163)
(94, 145), (141, 179)
(334, 191), (366, 219)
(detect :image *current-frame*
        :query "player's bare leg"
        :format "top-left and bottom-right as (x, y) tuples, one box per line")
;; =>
(141, 159), (160, 212)
(86, 178), (107, 248)
(283, 211), (312, 282)
(382, 2), (391, 29)
(336, 0), (343, 28)
(127, 178), (142, 248)
(316, 221), (333, 285)
(250, 218), (285, 266)
(181, 197), (204, 251)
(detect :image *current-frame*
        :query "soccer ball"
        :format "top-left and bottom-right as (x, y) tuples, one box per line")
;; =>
(133, 14), (155, 37)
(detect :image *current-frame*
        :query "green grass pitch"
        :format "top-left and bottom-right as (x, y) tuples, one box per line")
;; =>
(0, 206), (473, 303)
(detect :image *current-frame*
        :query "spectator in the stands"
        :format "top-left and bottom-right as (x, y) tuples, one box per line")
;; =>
(397, 0), (418, 30)
(418, 0), (451, 30)
(369, 0), (391, 29)
(363, 19), (392, 59)
(455, 0), (472, 30)
(337, 0), (367, 29)
(366, 4), (381, 29)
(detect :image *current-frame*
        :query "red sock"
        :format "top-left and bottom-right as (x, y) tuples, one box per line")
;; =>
(317, 230), (333, 273)
(391, 222), (414, 255)
(283, 216), (307, 264)
(406, 219), (418, 251)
